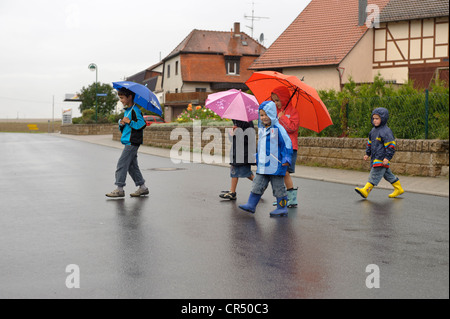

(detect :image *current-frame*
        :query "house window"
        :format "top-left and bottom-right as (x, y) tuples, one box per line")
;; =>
(227, 62), (237, 75)
(225, 56), (240, 75)
(167, 64), (171, 78)
(196, 88), (207, 92)
(175, 61), (179, 76)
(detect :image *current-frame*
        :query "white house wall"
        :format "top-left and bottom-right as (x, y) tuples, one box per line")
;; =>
(181, 82), (211, 93)
(282, 30), (378, 91)
(152, 63), (164, 74)
(340, 29), (375, 85)
(282, 66), (341, 92)
(163, 56), (183, 93)
(374, 66), (409, 83)
(373, 17), (449, 81)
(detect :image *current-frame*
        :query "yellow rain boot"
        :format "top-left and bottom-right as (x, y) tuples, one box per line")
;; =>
(355, 182), (374, 199)
(389, 180), (404, 198)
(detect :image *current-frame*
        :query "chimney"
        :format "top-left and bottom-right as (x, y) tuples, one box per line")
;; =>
(233, 22), (241, 37)
(358, 0), (368, 26)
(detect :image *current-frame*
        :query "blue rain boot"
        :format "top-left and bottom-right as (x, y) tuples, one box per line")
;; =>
(239, 192), (262, 214)
(287, 188), (298, 208)
(270, 196), (288, 217)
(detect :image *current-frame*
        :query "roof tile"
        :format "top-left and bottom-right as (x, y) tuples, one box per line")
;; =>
(250, 0), (390, 69)
(380, 0), (449, 22)
(166, 29), (265, 59)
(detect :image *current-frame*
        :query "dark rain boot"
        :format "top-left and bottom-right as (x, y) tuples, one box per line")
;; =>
(239, 192), (262, 214)
(270, 196), (288, 217)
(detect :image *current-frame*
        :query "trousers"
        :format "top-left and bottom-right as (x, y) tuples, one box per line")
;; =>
(368, 166), (399, 186)
(251, 174), (287, 198)
(115, 145), (145, 187)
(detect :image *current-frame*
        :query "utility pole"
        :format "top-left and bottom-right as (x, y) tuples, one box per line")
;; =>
(244, 1), (269, 39)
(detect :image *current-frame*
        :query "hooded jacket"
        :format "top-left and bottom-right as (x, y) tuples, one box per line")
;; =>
(272, 86), (300, 151)
(366, 107), (396, 168)
(256, 101), (293, 176)
(119, 105), (146, 146)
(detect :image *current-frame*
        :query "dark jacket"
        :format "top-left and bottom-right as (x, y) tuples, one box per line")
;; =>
(230, 120), (256, 166)
(366, 107), (396, 168)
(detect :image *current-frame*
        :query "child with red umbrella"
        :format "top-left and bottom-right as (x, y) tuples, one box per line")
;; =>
(271, 86), (300, 208)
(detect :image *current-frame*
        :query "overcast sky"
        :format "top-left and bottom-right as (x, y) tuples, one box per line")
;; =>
(0, 0), (311, 119)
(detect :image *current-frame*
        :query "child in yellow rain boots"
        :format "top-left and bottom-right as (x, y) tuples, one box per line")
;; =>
(355, 107), (404, 199)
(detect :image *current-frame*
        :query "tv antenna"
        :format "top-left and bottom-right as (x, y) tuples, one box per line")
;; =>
(244, 1), (269, 39)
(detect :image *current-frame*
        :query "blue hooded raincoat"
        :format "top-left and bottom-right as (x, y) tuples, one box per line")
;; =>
(366, 107), (396, 168)
(256, 101), (293, 176)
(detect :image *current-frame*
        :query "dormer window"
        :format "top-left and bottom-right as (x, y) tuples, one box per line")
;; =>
(225, 56), (240, 75)
(227, 61), (237, 75)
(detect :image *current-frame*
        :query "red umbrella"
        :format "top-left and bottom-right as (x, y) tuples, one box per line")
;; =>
(245, 71), (333, 133)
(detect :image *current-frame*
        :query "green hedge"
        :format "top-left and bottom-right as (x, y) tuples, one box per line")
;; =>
(306, 76), (449, 139)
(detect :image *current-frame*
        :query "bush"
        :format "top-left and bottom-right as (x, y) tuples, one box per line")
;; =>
(176, 104), (224, 123)
(82, 109), (95, 121)
(108, 112), (124, 124)
(72, 117), (83, 124)
(428, 92), (449, 139)
(314, 75), (449, 139)
(71, 110), (125, 125)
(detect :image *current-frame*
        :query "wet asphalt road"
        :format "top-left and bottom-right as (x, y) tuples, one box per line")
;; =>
(0, 133), (448, 299)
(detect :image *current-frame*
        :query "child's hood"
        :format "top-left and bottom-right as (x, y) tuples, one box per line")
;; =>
(372, 107), (389, 127)
(258, 101), (278, 128)
(272, 86), (291, 108)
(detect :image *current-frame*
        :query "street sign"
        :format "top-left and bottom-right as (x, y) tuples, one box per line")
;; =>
(96, 93), (107, 97)
(62, 109), (72, 125)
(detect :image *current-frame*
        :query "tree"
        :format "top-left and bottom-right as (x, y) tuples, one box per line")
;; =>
(78, 82), (119, 116)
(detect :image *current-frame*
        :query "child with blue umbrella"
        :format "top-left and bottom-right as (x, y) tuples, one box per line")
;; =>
(106, 86), (150, 198)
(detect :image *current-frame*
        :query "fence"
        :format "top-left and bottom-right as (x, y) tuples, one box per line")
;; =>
(305, 90), (449, 140)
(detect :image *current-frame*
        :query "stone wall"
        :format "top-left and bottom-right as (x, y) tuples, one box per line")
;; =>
(112, 124), (449, 177)
(0, 121), (61, 133)
(298, 137), (449, 177)
(61, 124), (115, 135)
(113, 125), (231, 154)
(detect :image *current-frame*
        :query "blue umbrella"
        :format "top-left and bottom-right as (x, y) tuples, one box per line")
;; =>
(112, 81), (162, 116)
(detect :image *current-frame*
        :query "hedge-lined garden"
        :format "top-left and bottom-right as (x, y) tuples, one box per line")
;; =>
(313, 76), (449, 140)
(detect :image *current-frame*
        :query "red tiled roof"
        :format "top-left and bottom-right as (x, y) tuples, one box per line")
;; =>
(250, 0), (390, 69)
(164, 27), (266, 84)
(166, 29), (265, 59)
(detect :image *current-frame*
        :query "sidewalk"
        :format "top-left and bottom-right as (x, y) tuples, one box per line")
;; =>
(53, 133), (449, 197)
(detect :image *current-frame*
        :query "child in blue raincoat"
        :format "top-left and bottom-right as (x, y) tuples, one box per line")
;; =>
(239, 101), (293, 217)
(355, 107), (404, 199)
